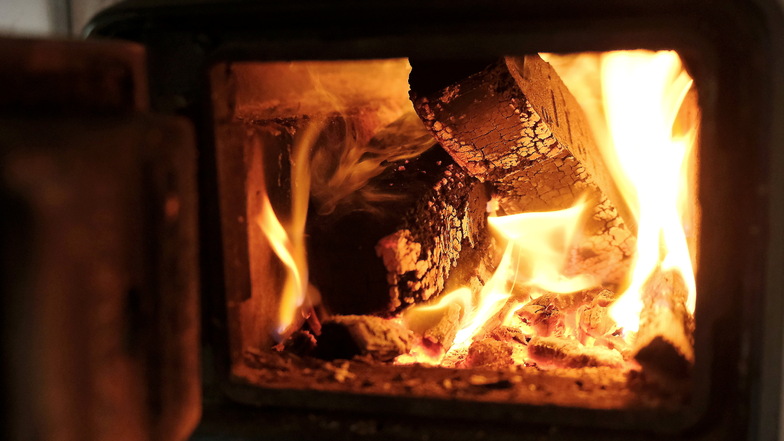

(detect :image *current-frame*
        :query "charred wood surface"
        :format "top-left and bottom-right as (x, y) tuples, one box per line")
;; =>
(528, 336), (624, 369)
(309, 145), (492, 315)
(411, 55), (635, 287)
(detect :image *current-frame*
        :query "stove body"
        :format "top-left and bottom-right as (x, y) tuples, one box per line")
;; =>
(3, 0), (784, 440)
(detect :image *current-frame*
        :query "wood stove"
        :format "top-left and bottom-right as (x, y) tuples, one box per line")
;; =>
(4, 0), (784, 439)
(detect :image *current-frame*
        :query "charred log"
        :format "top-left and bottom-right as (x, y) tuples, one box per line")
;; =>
(403, 300), (464, 350)
(411, 55), (635, 287)
(371, 150), (493, 313)
(307, 134), (492, 315)
(633, 268), (695, 378)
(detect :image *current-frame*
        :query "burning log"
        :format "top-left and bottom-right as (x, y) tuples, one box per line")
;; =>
(528, 288), (611, 313)
(576, 303), (631, 358)
(235, 60), (494, 317)
(527, 336), (624, 369)
(578, 303), (616, 338)
(371, 150), (493, 312)
(313, 315), (414, 362)
(410, 55), (635, 287)
(633, 269), (695, 378)
(308, 132), (492, 315)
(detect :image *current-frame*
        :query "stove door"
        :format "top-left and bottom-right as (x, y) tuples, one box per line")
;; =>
(0, 37), (200, 441)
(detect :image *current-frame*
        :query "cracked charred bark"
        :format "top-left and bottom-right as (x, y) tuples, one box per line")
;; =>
(309, 145), (492, 315)
(411, 55), (635, 288)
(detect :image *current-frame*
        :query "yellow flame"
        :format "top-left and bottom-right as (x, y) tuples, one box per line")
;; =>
(553, 51), (698, 331)
(401, 51), (699, 364)
(451, 200), (595, 348)
(488, 200), (596, 294)
(257, 120), (324, 339)
(401, 199), (596, 362)
(402, 286), (473, 334)
(255, 60), (436, 339)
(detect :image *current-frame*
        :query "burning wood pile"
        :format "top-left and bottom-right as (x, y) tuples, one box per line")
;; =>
(253, 51), (699, 383)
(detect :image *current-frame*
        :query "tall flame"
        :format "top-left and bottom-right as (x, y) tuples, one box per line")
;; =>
(594, 51), (698, 331)
(256, 120), (324, 339)
(253, 60), (436, 339)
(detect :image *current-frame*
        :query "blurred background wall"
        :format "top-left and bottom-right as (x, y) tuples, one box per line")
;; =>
(0, 0), (121, 36)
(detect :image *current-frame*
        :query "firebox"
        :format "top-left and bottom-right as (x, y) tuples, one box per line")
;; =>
(209, 52), (699, 409)
(3, 0), (784, 440)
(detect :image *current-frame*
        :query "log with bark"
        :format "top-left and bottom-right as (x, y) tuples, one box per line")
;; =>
(373, 154), (493, 312)
(308, 140), (493, 315)
(410, 55), (636, 288)
(632, 268), (695, 378)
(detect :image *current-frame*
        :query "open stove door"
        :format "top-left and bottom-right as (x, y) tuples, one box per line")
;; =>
(0, 37), (200, 441)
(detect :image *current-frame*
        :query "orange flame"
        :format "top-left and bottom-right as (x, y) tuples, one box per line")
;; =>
(454, 199), (596, 350)
(254, 60), (438, 340)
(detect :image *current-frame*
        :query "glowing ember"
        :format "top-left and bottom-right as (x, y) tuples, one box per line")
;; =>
(397, 50), (699, 367)
(265, 51), (699, 372)
(399, 199), (598, 364)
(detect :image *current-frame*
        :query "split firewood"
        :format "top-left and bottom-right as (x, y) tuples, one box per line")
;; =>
(527, 336), (624, 369)
(633, 268), (695, 378)
(313, 315), (414, 362)
(410, 55), (635, 287)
